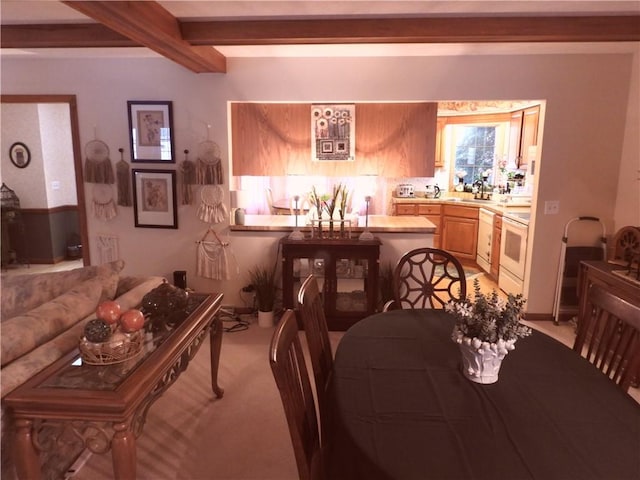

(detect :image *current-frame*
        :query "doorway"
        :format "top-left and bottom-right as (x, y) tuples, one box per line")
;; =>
(1, 95), (89, 266)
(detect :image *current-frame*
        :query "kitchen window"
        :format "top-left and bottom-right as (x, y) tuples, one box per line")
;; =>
(442, 114), (509, 189)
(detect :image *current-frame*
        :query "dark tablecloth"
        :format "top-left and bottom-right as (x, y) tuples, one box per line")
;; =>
(329, 309), (640, 480)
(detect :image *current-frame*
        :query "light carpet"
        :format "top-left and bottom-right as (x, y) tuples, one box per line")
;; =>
(70, 315), (342, 480)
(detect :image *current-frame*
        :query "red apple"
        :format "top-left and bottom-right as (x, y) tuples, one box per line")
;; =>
(119, 309), (145, 333)
(96, 301), (121, 325)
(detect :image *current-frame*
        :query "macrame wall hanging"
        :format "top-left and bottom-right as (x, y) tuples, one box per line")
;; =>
(196, 137), (223, 185)
(97, 233), (119, 264)
(116, 148), (132, 206)
(180, 149), (196, 205)
(197, 185), (228, 224)
(84, 138), (114, 184)
(92, 184), (117, 221)
(196, 228), (237, 280)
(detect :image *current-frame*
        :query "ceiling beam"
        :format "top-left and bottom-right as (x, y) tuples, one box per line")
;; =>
(0, 23), (137, 48)
(0, 14), (640, 55)
(181, 15), (640, 45)
(61, 1), (226, 73)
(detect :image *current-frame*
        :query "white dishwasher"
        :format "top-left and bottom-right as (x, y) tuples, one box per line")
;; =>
(477, 208), (494, 274)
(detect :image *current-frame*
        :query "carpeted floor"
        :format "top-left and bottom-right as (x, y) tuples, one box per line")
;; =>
(69, 314), (330, 480)
(55, 272), (638, 479)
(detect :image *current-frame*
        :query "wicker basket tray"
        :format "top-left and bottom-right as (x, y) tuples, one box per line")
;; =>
(79, 330), (144, 365)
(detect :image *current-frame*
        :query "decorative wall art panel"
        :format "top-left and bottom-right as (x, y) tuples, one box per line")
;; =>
(311, 104), (355, 162)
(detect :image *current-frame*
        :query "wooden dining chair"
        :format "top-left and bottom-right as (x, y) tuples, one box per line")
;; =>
(265, 187), (277, 215)
(269, 309), (325, 480)
(297, 274), (333, 445)
(573, 284), (640, 392)
(385, 247), (467, 310)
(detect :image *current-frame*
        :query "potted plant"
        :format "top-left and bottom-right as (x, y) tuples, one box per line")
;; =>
(248, 264), (278, 327)
(446, 279), (532, 384)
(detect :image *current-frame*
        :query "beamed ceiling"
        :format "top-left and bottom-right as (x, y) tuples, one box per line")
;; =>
(1, 1), (639, 74)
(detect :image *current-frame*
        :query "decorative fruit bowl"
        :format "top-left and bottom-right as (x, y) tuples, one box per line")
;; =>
(80, 303), (146, 365)
(79, 329), (144, 365)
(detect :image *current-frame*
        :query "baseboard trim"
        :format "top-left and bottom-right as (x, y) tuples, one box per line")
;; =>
(524, 312), (555, 322)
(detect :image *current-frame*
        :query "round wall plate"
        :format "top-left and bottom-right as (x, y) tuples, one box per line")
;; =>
(9, 142), (30, 168)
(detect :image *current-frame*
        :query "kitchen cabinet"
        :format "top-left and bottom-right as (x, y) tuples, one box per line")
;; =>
(394, 202), (441, 248)
(490, 214), (502, 280)
(435, 117), (446, 168)
(231, 102), (437, 177)
(509, 106), (540, 169)
(441, 205), (479, 262)
(281, 236), (381, 331)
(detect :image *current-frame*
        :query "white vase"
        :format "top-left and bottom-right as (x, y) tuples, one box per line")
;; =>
(257, 310), (274, 328)
(456, 336), (516, 384)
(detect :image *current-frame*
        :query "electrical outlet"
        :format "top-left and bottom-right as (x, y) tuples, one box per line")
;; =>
(544, 200), (560, 215)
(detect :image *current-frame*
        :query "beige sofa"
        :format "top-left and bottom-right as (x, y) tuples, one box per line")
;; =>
(0, 260), (164, 480)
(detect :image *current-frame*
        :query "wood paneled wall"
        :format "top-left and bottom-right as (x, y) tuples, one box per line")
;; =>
(231, 102), (437, 177)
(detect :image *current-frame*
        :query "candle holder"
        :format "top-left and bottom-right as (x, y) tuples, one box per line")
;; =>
(359, 195), (374, 241)
(289, 195), (305, 240)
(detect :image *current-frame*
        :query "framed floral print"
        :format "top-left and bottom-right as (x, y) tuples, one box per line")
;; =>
(127, 101), (175, 163)
(132, 169), (178, 228)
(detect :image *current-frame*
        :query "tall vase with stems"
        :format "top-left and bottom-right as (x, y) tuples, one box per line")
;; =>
(338, 184), (349, 238)
(310, 187), (323, 238)
(289, 195), (304, 240)
(359, 196), (374, 241)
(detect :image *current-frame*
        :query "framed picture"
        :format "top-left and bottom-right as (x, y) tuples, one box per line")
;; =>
(127, 101), (175, 163)
(311, 104), (355, 162)
(9, 142), (31, 168)
(132, 169), (178, 228)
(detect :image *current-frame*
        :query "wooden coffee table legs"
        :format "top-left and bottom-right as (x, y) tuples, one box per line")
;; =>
(13, 419), (41, 480)
(112, 421), (137, 479)
(210, 315), (224, 398)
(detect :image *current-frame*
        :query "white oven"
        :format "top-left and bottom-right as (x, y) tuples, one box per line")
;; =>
(498, 213), (529, 296)
(476, 208), (494, 274)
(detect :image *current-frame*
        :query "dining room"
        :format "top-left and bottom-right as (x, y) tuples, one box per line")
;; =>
(62, 266), (638, 480)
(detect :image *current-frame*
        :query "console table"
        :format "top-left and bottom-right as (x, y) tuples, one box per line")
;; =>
(5, 292), (223, 480)
(281, 236), (381, 330)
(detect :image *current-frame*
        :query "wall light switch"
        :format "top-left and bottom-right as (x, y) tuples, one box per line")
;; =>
(544, 200), (560, 215)
(51, 181), (61, 190)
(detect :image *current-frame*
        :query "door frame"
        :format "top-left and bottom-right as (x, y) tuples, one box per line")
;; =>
(1, 94), (89, 266)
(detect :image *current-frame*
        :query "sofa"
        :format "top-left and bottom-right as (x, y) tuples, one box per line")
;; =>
(1, 260), (164, 480)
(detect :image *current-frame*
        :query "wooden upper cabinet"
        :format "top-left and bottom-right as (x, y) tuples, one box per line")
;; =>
(231, 102), (437, 177)
(231, 103), (310, 176)
(355, 103), (437, 177)
(435, 117), (446, 168)
(519, 106), (540, 168)
(508, 105), (540, 169)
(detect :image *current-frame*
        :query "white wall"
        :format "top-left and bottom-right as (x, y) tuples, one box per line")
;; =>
(38, 103), (77, 208)
(0, 103), (47, 208)
(1, 51), (637, 314)
(614, 49), (640, 231)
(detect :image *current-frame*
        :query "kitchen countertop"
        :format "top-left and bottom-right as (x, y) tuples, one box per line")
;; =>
(230, 214), (436, 233)
(392, 195), (532, 216)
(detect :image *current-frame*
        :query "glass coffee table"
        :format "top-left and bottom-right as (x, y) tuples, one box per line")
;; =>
(4, 292), (224, 480)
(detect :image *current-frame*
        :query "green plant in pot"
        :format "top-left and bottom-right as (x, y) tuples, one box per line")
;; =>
(248, 264), (278, 327)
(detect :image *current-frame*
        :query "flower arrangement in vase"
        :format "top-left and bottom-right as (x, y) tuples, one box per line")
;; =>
(446, 279), (531, 384)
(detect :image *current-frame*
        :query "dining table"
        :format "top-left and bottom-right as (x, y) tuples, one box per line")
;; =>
(328, 309), (640, 480)
(272, 197), (310, 215)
